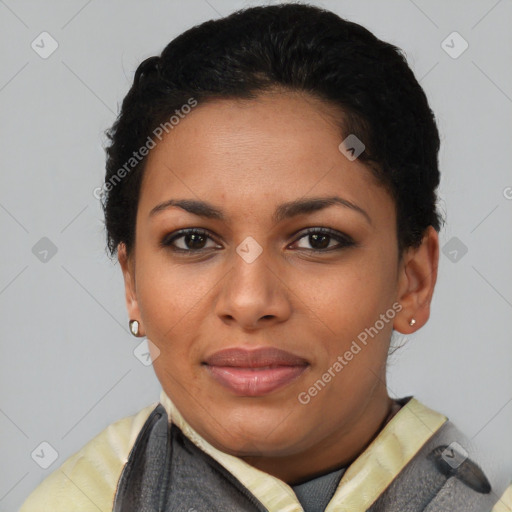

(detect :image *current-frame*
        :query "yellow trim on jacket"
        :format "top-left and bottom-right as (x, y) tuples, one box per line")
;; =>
(493, 483), (512, 512)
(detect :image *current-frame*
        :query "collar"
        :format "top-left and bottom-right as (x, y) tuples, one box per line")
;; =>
(159, 389), (447, 512)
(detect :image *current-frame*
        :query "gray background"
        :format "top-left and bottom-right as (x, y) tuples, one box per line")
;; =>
(1, 0), (511, 510)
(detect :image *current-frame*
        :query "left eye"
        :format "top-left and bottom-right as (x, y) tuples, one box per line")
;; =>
(292, 228), (355, 252)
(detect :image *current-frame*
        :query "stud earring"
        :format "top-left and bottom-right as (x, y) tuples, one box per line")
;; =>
(129, 319), (141, 337)
(409, 318), (416, 327)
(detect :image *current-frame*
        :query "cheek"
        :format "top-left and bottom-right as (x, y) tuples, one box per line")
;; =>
(296, 250), (397, 342)
(135, 250), (209, 332)
(134, 262), (198, 367)
(295, 259), (394, 420)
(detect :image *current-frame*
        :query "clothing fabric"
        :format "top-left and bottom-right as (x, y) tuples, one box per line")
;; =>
(291, 467), (346, 512)
(20, 389), (512, 512)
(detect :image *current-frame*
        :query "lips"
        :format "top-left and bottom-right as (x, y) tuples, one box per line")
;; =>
(203, 347), (309, 396)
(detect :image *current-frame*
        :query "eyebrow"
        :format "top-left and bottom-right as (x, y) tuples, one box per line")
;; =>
(149, 196), (372, 225)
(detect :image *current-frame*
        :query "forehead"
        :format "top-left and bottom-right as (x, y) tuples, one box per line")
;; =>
(138, 92), (393, 224)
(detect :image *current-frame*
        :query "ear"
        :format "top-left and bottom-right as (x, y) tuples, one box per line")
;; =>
(118, 242), (145, 337)
(394, 226), (439, 334)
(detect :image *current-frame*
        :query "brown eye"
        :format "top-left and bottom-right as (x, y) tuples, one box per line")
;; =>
(161, 229), (220, 252)
(293, 228), (355, 252)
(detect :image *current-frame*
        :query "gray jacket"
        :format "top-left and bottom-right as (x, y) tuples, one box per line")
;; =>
(113, 403), (497, 512)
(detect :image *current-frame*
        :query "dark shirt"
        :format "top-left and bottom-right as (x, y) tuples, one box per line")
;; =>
(291, 466), (347, 512)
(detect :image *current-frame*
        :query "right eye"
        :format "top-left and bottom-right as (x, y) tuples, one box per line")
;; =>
(160, 228), (222, 253)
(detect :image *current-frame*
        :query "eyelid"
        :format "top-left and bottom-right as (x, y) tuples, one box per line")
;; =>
(291, 226), (353, 241)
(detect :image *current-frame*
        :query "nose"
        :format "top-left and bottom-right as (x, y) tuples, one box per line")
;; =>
(214, 247), (292, 331)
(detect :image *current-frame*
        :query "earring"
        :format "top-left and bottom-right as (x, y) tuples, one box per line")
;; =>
(409, 318), (416, 327)
(129, 319), (141, 337)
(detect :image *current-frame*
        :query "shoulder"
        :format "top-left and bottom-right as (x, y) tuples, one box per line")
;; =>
(358, 398), (510, 512)
(19, 401), (160, 512)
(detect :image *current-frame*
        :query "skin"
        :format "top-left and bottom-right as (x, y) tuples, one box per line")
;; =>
(118, 90), (439, 484)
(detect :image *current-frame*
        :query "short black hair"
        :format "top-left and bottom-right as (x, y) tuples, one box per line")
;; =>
(102, 2), (443, 258)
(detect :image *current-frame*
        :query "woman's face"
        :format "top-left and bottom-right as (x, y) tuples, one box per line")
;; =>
(120, 91), (436, 479)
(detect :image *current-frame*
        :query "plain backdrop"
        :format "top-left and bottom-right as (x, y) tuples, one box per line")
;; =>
(1, 0), (511, 510)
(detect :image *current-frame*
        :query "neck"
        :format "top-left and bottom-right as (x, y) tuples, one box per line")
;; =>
(241, 390), (395, 484)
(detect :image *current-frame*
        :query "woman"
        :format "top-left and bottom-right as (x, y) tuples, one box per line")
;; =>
(20, 3), (510, 511)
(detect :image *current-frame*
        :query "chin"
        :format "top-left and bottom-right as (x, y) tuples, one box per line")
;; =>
(217, 432), (307, 459)
(200, 405), (308, 455)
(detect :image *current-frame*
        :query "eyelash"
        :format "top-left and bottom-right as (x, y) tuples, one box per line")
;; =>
(160, 227), (356, 255)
